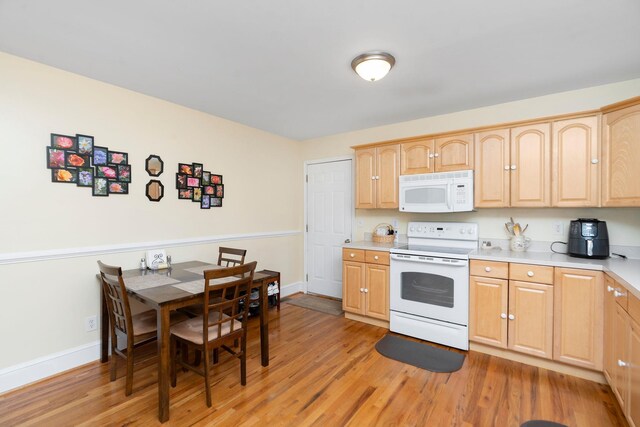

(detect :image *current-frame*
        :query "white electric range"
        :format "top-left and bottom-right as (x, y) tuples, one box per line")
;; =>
(389, 221), (478, 350)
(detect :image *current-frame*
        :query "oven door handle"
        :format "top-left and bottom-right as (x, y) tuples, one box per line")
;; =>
(391, 253), (468, 266)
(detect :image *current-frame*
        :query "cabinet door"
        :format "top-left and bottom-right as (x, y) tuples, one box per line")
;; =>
(355, 148), (376, 208)
(552, 116), (600, 207)
(508, 281), (554, 359)
(510, 123), (551, 207)
(602, 102), (640, 207)
(401, 139), (435, 175)
(553, 268), (603, 370)
(376, 145), (400, 208)
(342, 261), (365, 314)
(630, 318), (640, 427)
(474, 129), (510, 208)
(434, 134), (473, 172)
(613, 304), (630, 412)
(469, 276), (508, 348)
(604, 275), (617, 384)
(365, 264), (389, 320)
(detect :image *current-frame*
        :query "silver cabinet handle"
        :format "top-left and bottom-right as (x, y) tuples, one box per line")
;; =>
(508, 314), (515, 320)
(614, 290), (626, 298)
(485, 267), (492, 272)
(500, 313), (507, 319)
(607, 285), (614, 292)
(591, 159), (599, 164)
(618, 360), (628, 367)
(511, 165), (517, 170)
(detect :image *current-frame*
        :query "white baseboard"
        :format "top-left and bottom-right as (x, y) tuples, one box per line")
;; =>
(0, 341), (100, 394)
(281, 281), (304, 297)
(1, 282), (305, 395)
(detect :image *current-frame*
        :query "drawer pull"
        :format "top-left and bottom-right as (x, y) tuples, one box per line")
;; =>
(527, 271), (534, 277)
(485, 267), (492, 272)
(374, 255), (379, 260)
(363, 288), (368, 293)
(500, 313), (507, 319)
(618, 360), (628, 368)
(607, 285), (615, 292)
(614, 290), (626, 298)
(350, 253), (355, 258)
(508, 314), (515, 320)
(360, 288), (364, 292)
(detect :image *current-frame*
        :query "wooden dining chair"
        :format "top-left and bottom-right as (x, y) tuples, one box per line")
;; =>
(170, 261), (257, 407)
(97, 260), (187, 396)
(217, 247), (247, 267)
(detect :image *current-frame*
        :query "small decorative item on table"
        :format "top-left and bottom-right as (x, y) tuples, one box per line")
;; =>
(372, 223), (395, 243)
(146, 249), (168, 269)
(505, 217), (531, 252)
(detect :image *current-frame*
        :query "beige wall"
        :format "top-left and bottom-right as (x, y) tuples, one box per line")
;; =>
(301, 78), (640, 246)
(0, 52), (304, 369)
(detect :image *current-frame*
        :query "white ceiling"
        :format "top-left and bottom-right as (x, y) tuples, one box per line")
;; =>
(1, 1), (639, 140)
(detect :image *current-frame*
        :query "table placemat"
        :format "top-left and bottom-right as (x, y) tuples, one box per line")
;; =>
(124, 275), (180, 291)
(173, 276), (238, 294)
(184, 264), (223, 275)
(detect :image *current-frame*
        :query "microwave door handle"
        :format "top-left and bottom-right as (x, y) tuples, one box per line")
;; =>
(446, 182), (452, 211)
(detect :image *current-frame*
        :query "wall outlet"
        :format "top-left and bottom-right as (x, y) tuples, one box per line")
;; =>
(392, 218), (399, 229)
(357, 219), (363, 227)
(552, 222), (564, 235)
(85, 315), (97, 332)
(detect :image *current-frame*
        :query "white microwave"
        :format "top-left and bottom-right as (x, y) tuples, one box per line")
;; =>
(399, 170), (474, 213)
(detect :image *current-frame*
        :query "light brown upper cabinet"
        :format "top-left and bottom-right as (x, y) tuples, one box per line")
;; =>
(552, 116), (600, 207)
(602, 100), (640, 207)
(510, 123), (551, 207)
(400, 139), (435, 175)
(355, 145), (400, 209)
(474, 129), (510, 207)
(400, 134), (472, 175)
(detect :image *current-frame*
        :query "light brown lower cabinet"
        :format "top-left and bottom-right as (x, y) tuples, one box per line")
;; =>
(342, 249), (389, 321)
(469, 273), (553, 359)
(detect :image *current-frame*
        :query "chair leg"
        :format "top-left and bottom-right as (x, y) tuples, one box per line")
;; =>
(109, 345), (117, 382)
(125, 347), (134, 396)
(240, 337), (247, 386)
(203, 345), (212, 407)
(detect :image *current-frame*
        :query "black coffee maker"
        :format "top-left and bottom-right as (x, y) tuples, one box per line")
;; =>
(568, 219), (609, 259)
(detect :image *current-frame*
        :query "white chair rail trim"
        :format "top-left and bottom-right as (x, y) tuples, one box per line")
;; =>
(0, 230), (301, 265)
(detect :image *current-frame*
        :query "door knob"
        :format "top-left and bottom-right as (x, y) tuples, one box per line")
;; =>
(607, 285), (614, 292)
(504, 165), (510, 170)
(511, 165), (517, 170)
(614, 290), (626, 298)
(618, 360), (628, 367)
(508, 314), (515, 320)
(485, 267), (492, 272)
(429, 154), (434, 158)
(500, 313), (507, 319)
(363, 288), (369, 293)
(591, 159), (599, 164)
(360, 288), (364, 292)
(527, 271), (534, 277)
(374, 255), (379, 260)
(434, 153), (439, 157)
(344, 239), (351, 244)
(350, 253), (355, 258)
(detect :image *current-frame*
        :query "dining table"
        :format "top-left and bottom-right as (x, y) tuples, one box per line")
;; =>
(98, 260), (274, 422)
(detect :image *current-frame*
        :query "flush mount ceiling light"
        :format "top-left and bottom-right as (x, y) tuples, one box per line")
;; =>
(351, 51), (396, 82)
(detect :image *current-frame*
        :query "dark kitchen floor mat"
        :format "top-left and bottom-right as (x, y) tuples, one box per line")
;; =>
(520, 421), (567, 427)
(375, 334), (465, 373)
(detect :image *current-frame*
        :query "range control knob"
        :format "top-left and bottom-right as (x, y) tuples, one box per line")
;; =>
(417, 227), (423, 232)
(460, 229), (466, 234)
(467, 228), (475, 235)
(409, 226), (415, 232)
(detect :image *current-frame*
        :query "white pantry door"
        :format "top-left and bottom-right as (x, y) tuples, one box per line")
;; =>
(306, 159), (353, 298)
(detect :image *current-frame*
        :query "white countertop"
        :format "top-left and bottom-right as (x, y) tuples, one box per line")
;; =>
(343, 241), (640, 299)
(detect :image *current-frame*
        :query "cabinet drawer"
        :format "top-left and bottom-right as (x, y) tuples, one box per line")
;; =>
(365, 250), (390, 265)
(629, 292), (640, 324)
(342, 248), (365, 262)
(470, 260), (508, 279)
(509, 263), (554, 284)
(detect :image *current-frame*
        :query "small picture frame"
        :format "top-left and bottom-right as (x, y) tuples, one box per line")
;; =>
(117, 164), (132, 182)
(211, 197), (223, 207)
(211, 174), (223, 185)
(176, 173), (187, 189)
(179, 163), (193, 175)
(96, 165), (118, 179)
(77, 168), (94, 187)
(51, 133), (78, 151)
(51, 168), (78, 183)
(46, 147), (66, 169)
(201, 194), (210, 209)
(215, 184), (224, 198)
(108, 181), (129, 194)
(202, 171), (211, 186)
(76, 134), (94, 155)
(93, 177), (108, 196)
(192, 187), (202, 202)
(203, 185), (214, 195)
(107, 151), (128, 165)
(192, 163), (203, 178)
(65, 152), (90, 168)
(187, 177), (201, 188)
(178, 189), (193, 199)
(93, 146), (109, 166)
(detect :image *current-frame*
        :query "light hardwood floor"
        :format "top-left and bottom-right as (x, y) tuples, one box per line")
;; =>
(0, 296), (628, 426)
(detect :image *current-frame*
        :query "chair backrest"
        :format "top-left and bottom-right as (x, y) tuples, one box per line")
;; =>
(97, 261), (133, 341)
(217, 247), (247, 267)
(202, 261), (257, 344)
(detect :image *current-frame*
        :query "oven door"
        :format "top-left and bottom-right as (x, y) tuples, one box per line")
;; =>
(390, 253), (469, 326)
